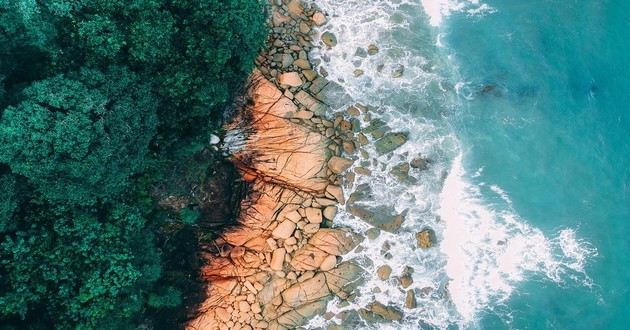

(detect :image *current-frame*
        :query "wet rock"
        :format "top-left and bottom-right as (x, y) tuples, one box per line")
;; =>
(295, 90), (327, 115)
(392, 64), (405, 78)
(321, 31), (337, 47)
(324, 261), (364, 299)
(347, 184), (406, 232)
(410, 156), (429, 170)
(294, 58), (311, 69)
(405, 290), (417, 309)
(366, 227), (380, 240)
(299, 21), (311, 34)
(353, 69), (365, 77)
(355, 47), (368, 58)
(367, 44), (379, 55)
(399, 266), (414, 288)
(390, 162), (411, 182)
(375, 132), (408, 155)
(376, 265), (392, 280)
(368, 301), (403, 321)
(303, 69), (318, 81)
(281, 54), (294, 68)
(415, 228), (436, 249)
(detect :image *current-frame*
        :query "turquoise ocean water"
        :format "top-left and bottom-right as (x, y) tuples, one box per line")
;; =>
(445, 1), (630, 328)
(309, 0), (629, 328)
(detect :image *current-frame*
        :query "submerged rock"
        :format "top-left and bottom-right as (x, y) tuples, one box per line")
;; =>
(346, 183), (406, 232)
(375, 132), (408, 155)
(367, 44), (380, 55)
(321, 31), (337, 47)
(368, 301), (404, 321)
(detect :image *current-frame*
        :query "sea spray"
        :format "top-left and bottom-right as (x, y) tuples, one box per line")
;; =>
(307, 0), (595, 328)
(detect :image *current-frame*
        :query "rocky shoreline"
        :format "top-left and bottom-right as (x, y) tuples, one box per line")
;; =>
(187, 1), (434, 329)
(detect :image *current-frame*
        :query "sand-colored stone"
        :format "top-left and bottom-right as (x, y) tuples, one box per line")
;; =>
(279, 72), (303, 87)
(187, 3), (364, 328)
(328, 156), (353, 174)
(272, 220), (296, 239)
(270, 248), (286, 271)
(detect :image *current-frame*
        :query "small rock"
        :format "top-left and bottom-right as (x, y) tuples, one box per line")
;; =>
(278, 72), (303, 87)
(312, 12), (327, 26)
(328, 156), (353, 174)
(416, 228), (436, 249)
(303, 69), (318, 81)
(305, 207), (323, 224)
(272, 220), (296, 239)
(366, 227), (381, 240)
(405, 290), (416, 309)
(210, 134), (220, 144)
(410, 156), (429, 170)
(377, 265), (392, 280)
(368, 301), (403, 321)
(321, 31), (337, 47)
(367, 44), (379, 55)
(285, 210), (302, 222)
(293, 58), (311, 69)
(281, 54), (294, 68)
(304, 223), (319, 234)
(238, 301), (251, 313)
(270, 248), (286, 271)
(354, 47), (367, 58)
(287, 0), (304, 16)
(323, 206), (337, 220)
(353, 69), (364, 77)
(294, 110), (314, 120)
(392, 64), (405, 78)
(299, 21), (311, 34)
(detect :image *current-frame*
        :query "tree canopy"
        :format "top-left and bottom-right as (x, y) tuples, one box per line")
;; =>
(0, 0), (267, 328)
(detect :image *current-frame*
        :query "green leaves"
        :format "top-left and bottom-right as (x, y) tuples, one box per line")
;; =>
(0, 67), (157, 204)
(0, 0), (267, 327)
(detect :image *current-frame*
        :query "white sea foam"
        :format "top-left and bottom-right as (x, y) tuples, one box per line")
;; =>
(439, 154), (597, 324)
(421, 0), (497, 27)
(305, 0), (595, 328)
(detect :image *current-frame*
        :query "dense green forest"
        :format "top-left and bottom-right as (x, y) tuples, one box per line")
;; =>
(0, 1), (266, 328)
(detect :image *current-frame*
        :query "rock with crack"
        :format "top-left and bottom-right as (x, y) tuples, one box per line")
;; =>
(228, 72), (331, 193)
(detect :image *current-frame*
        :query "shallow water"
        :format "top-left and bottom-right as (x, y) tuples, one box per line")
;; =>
(309, 0), (629, 328)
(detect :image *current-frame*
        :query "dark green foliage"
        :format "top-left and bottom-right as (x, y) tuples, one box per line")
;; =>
(180, 208), (200, 225)
(0, 204), (159, 328)
(0, 172), (17, 233)
(0, 67), (157, 204)
(0, 0), (267, 328)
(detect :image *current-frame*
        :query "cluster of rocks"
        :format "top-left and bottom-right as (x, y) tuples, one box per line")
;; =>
(187, 0), (440, 328)
(187, 1), (369, 329)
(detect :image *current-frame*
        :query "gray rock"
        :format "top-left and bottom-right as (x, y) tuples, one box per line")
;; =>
(375, 132), (408, 155)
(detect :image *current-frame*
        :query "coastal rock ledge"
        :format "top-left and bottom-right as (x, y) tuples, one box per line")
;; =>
(186, 2), (364, 329)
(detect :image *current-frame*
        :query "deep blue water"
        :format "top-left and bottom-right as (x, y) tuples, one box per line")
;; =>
(444, 1), (630, 328)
